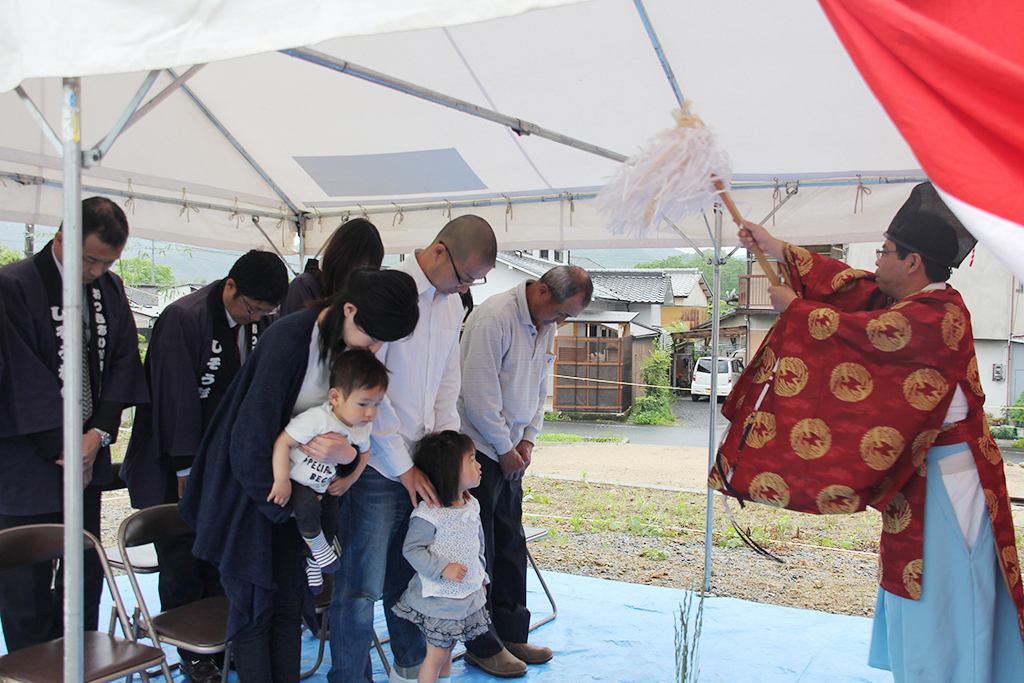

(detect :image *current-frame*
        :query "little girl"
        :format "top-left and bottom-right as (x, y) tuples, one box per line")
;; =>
(392, 431), (491, 683)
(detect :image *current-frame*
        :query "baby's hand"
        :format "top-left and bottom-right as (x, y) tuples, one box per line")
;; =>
(441, 563), (468, 583)
(267, 479), (292, 506)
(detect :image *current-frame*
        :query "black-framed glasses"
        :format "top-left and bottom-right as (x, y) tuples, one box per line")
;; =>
(240, 294), (277, 318)
(875, 248), (898, 259)
(439, 240), (487, 286)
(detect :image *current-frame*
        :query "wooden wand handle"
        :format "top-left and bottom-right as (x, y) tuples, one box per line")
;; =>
(713, 179), (782, 288)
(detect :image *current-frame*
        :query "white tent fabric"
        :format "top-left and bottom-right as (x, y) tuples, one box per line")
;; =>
(1, 0), (925, 257)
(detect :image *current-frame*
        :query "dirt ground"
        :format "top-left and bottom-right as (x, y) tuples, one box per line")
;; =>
(518, 442), (1024, 617)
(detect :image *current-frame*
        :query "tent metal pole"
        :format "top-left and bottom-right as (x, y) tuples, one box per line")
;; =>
(167, 68), (304, 217)
(61, 76), (85, 683)
(251, 215), (298, 275)
(122, 64), (206, 133)
(282, 48), (630, 164)
(632, 0), (685, 108)
(15, 86), (62, 154)
(669, 219), (706, 254)
(704, 202), (723, 592)
(87, 70), (161, 165)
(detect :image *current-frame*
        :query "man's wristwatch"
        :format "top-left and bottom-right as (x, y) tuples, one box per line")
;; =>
(92, 428), (112, 448)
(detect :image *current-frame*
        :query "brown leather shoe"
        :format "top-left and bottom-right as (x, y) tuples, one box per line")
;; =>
(463, 648), (528, 678)
(504, 641), (553, 665)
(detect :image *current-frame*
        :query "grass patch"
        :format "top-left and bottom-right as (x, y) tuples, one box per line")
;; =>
(536, 432), (623, 443)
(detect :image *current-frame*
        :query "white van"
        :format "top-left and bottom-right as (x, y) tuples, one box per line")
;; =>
(690, 356), (744, 402)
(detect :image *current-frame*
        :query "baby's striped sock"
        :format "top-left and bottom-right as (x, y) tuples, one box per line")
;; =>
(305, 558), (323, 595)
(303, 530), (341, 573)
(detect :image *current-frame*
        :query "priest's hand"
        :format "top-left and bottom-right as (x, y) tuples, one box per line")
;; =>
(739, 220), (785, 261)
(499, 447), (526, 481)
(399, 465), (439, 509)
(301, 432), (357, 465)
(769, 284), (798, 313)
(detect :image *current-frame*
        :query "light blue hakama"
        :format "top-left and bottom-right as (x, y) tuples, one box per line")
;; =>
(868, 444), (1024, 682)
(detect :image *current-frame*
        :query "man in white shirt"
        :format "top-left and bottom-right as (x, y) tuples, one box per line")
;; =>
(328, 215), (497, 683)
(459, 266), (592, 677)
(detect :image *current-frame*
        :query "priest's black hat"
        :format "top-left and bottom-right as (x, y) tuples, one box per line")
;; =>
(884, 182), (976, 268)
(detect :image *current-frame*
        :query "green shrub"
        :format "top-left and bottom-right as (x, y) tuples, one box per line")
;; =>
(630, 341), (675, 425)
(991, 426), (1018, 440)
(1008, 390), (1024, 425)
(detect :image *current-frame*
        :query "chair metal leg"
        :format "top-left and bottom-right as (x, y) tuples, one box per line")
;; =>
(372, 628), (391, 676)
(527, 545), (557, 631)
(300, 615), (328, 680)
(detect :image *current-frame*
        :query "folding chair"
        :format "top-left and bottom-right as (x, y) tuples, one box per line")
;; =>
(104, 542), (160, 639)
(300, 573), (392, 680)
(0, 524), (171, 683)
(117, 503), (233, 683)
(523, 526), (558, 630)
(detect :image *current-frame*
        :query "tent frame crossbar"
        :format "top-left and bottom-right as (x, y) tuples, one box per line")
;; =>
(281, 47), (631, 164)
(15, 85), (62, 154)
(86, 70), (161, 166)
(122, 65), (206, 133)
(165, 67), (304, 219)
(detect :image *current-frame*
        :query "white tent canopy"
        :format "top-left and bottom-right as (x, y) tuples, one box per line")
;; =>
(1, 0), (924, 258)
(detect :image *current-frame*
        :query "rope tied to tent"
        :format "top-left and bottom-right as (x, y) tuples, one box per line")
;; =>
(179, 188), (199, 222)
(562, 191), (575, 226)
(276, 206), (288, 246)
(124, 179), (136, 214)
(503, 195), (513, 231)
(853, 175), (872, 214)
(444, 200), (454, 221)
(357, 205), (369, 220)
(392, 203), (404, 226)
(229, 197), (245, 229)
(771, 178), (781, 226)
(311, 206), (323, 232)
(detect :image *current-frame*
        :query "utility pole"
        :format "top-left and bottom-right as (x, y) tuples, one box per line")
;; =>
(24, 223), (34, 256)
(151, 239), (156, 285)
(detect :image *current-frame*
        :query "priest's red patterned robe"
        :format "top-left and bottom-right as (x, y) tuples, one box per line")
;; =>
(710, 243), (1024, 641)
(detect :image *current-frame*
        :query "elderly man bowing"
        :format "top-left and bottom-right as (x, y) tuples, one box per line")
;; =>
(458, 265), (592, 678)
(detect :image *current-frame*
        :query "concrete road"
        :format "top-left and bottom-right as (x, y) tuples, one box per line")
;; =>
(539, 396), (727, 448)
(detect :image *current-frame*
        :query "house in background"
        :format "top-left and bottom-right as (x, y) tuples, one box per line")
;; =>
(125, 283), (200, 340)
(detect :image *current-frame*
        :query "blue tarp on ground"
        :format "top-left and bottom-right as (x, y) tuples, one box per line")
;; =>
(2, 569), (892, 682)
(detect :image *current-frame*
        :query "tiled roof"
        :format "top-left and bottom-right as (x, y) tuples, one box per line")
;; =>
(124, 285), (159, 308)
(496, 251), (620, 301)
(567, 255), (604, 270)
(662, 268), (703, 297)
(587, 271), (671, 304)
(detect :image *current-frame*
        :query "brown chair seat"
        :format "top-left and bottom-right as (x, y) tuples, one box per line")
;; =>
(0, 632), (166, 683)
(150, 595), (232, 651)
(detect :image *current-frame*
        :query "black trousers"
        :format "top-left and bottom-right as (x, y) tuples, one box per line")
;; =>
(289, 482), (340, 543)
(153, 472), (225, 664)
(230, 520), (304, 683)
(0, 486), (103, 653)
(465, 452), (530, 659)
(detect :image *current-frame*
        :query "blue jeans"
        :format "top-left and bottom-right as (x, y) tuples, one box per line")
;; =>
(328, 467), (425, 683)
